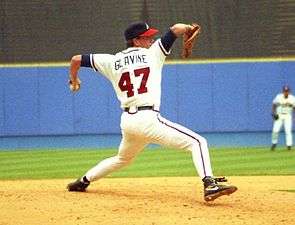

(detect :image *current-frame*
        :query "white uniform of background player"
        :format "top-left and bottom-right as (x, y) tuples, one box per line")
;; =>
(271, 85), (295, 150)
(67, 22), (237, 201)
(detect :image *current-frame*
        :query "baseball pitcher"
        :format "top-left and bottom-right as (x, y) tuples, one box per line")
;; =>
(271, 85), (295, 150)
(67, 21), (237, 201)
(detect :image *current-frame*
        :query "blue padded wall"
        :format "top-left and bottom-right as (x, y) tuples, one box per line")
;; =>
(38, 68), (74, 135)
(0, 61), (294, 136)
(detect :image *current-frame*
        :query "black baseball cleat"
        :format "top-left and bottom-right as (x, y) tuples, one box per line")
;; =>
(202, 176), (237, 202)
(271, 144), (276, 151)
(67, 178), (90, 192)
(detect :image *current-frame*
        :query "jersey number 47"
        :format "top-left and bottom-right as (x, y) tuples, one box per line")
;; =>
(118, 67), (150, 97)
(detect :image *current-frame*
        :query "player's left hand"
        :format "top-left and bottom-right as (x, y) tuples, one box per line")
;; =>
(182, 23), (201, 58)
(69, 78), (81, 92)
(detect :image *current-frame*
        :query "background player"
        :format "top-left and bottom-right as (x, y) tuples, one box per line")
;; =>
(271, 85), (295, 150)
(67, 21), (237, 201)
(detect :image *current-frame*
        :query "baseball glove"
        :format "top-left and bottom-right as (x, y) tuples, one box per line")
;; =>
(182, 23), (201, 58)
(69, 77), (81, 92)
(272, 113), (279, 120)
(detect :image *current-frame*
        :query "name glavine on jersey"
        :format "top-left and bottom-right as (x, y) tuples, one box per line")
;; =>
(114, 54), (147, 70)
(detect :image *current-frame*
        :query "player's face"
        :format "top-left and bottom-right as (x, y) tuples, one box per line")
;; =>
(283, 90), (289, 98)
(134, 36), (155, 49)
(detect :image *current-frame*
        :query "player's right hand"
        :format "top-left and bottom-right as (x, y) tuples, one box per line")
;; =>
(272, 113), (279, 120)
(69, 78), (81, 92)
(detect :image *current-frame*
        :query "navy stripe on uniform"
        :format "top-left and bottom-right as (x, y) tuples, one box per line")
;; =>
(90, 54), (99, 71)
(160, 29), (177, 53)
(158, 41), (169, 56)
(157, 114), (207, 176)
(81, 54), (91, 68)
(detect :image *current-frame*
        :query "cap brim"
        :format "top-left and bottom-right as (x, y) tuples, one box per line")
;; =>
(139, 28), (158, 37)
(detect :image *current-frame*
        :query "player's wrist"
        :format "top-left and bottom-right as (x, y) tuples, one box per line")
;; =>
(170, 23), (191, 37)
(69, 75), (80, 83)
(185, 24), (192, 32)
(68, 74), (81, 92)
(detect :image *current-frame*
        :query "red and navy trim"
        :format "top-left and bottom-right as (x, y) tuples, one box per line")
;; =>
(81, 54), (91, 68)
(158, 41), (170, 56)
(159, 29), (176, 56)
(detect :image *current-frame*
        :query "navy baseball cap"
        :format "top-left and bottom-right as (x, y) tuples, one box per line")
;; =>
(124, 22), (158, 41)
(283, 85), (290, 91)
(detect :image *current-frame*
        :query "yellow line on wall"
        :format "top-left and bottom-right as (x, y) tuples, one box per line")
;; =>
(166, 56), (295, 64)
(0, 62), (69, 68)
(0, 57), (295, 68)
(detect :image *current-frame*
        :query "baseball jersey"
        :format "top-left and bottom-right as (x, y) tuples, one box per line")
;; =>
(89, 39), (170, 109)
(273, 93), (295, 115)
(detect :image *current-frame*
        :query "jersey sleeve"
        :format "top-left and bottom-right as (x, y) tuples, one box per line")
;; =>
(160, 29), (177, 53)
(272, 95), (280, 104)
(149, 29), (177, 64)
(90, 53), (114, 78)
(148, 39), (171, 66)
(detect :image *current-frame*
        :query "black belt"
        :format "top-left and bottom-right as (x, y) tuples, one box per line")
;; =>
(124, 106), (155, 113)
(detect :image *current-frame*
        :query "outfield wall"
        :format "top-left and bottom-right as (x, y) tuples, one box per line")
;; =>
(0, 60), (295, 137)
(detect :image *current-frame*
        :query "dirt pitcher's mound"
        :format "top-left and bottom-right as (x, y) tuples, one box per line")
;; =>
(0, 176), (294, 225)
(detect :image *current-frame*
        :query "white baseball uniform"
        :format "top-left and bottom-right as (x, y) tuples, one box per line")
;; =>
(83, 38), (213, 181)
(272, 93), (295, 146)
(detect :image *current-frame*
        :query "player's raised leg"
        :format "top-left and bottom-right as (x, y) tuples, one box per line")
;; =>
(150, 114), (237, 201)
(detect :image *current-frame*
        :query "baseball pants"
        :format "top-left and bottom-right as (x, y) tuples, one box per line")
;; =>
(272, 114), (293, 146)
(85, 110), (213, 181)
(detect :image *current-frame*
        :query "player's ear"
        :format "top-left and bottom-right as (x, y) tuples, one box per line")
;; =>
(126, 39), (134, 47)
(133, 38), (141, 47)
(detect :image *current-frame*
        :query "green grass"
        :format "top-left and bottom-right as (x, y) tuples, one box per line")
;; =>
(0, 147), (294, 180)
